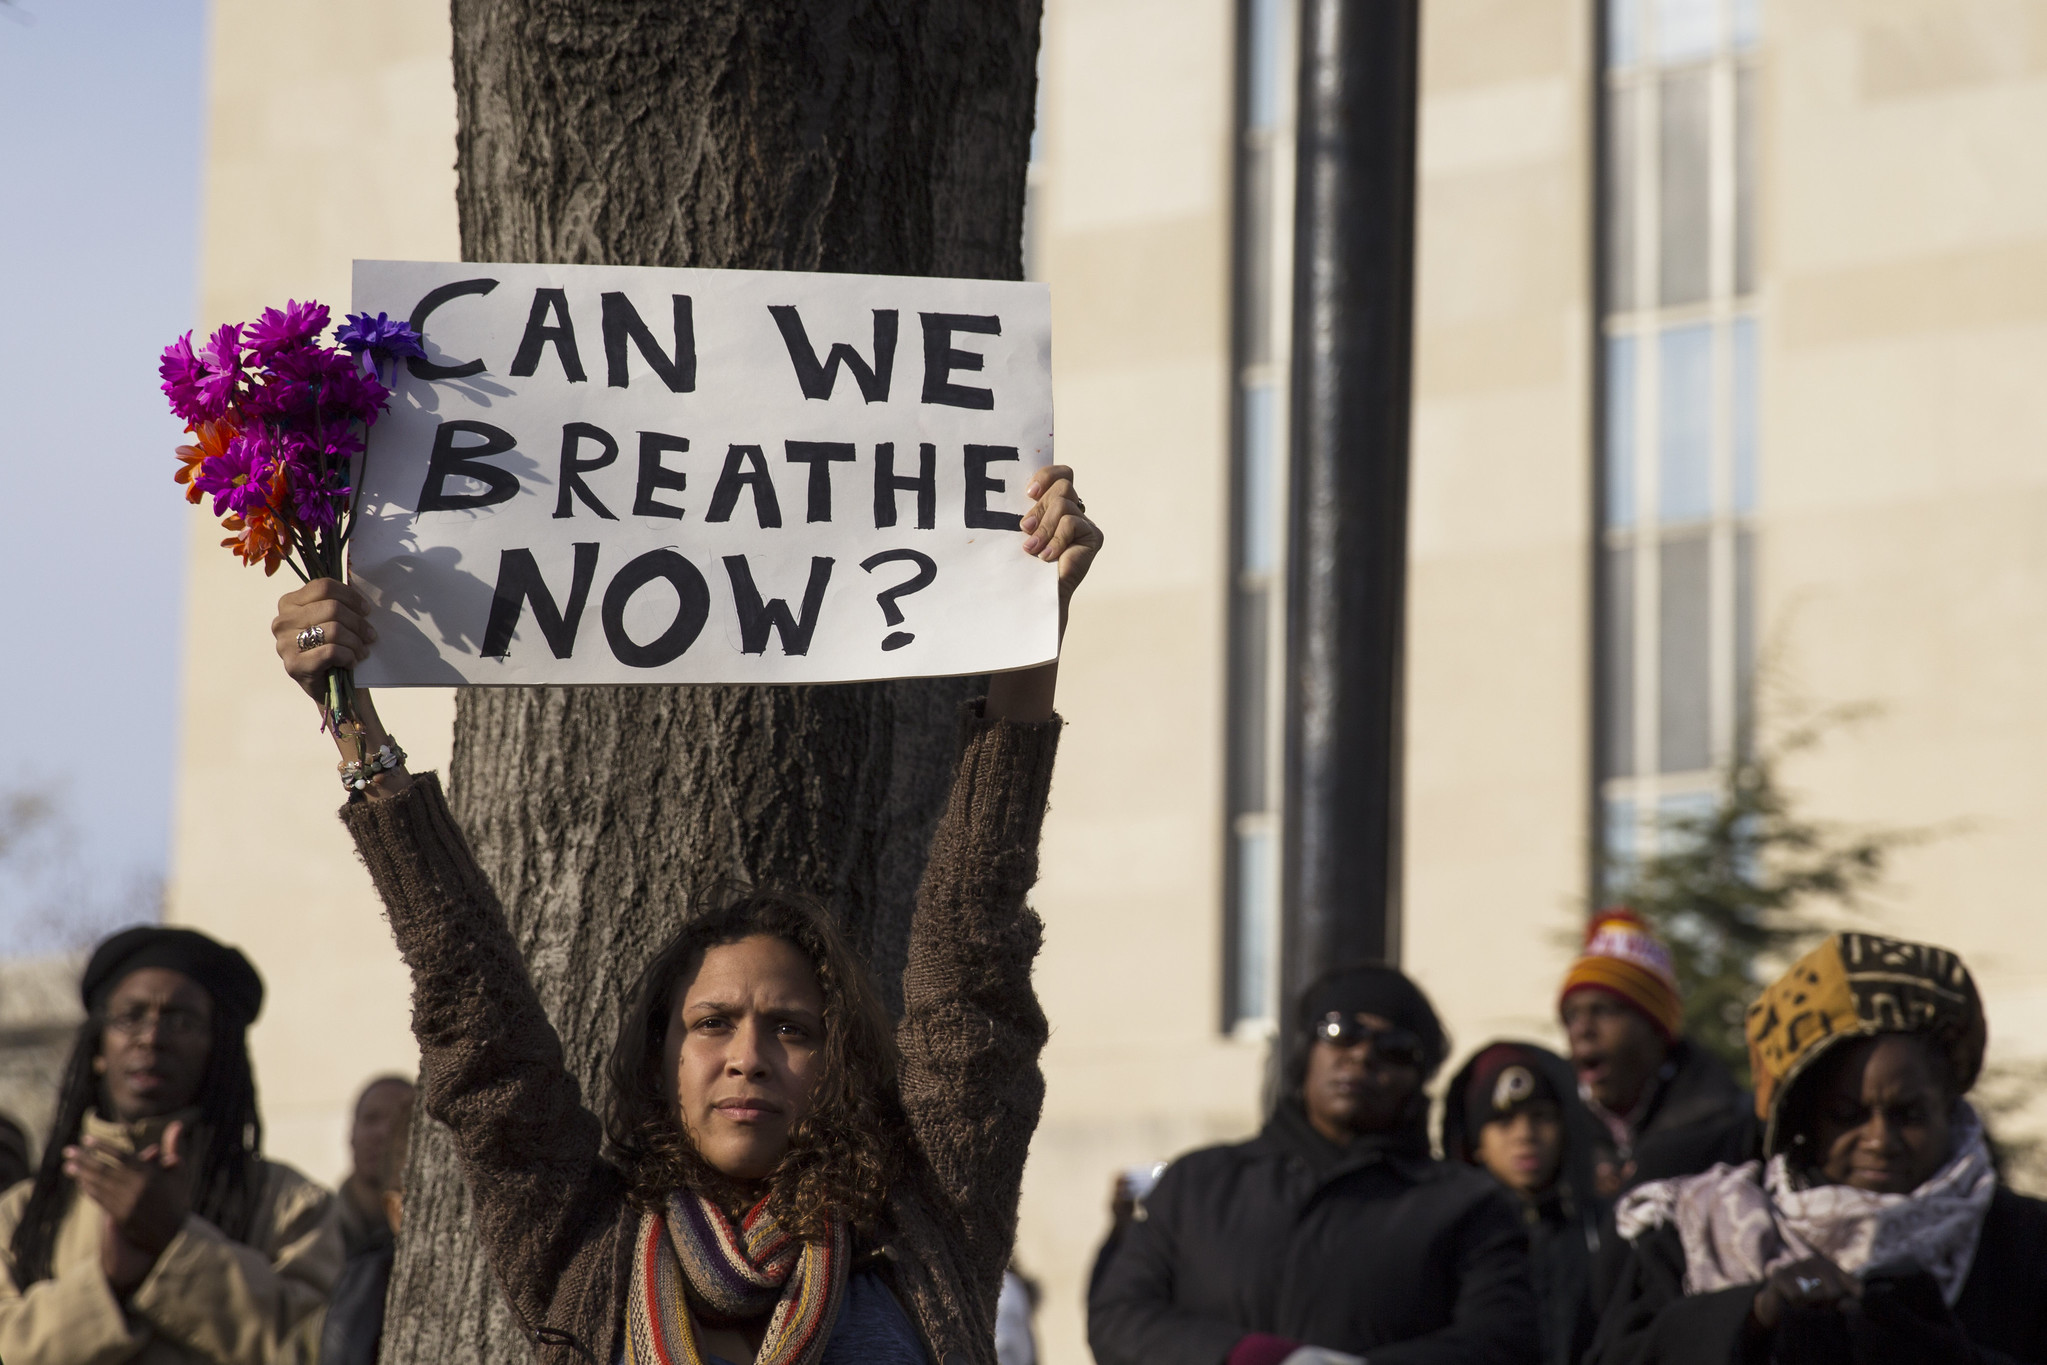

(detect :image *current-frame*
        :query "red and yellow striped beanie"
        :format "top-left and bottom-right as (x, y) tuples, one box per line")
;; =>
(1557, 908), (1684, 1043)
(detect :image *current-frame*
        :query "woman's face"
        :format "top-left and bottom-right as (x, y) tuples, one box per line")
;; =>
(1476, 1102), (1564, 1196)
(662, 935), (826, 1183)
(1303, 1013), (1424, 1140)
(1808, 1034), (1954, 1195)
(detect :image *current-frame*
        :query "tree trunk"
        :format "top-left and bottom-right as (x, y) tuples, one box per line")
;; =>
(381, 5), (1042, 1362)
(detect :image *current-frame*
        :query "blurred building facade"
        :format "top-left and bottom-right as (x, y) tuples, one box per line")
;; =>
(168, 1), (2047, 1362)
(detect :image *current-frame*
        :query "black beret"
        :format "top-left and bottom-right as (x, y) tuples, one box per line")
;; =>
(82, 926), (264, 1028)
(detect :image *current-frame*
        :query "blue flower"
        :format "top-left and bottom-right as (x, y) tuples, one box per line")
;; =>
(334, 311), (426, 362)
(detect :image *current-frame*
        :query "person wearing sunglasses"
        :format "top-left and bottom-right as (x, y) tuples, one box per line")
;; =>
(1088, 963), (1540, 1365)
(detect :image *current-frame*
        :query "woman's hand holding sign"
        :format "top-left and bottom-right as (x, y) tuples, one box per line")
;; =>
(989, 464), (1100, 724)
(272, 462), (1100, 780)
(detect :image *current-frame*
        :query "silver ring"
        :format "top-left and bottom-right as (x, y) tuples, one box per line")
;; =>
(1072, 496), (1087, 514)
(296, 625), (326, 652)
(1795, 1275), (1823, 1297)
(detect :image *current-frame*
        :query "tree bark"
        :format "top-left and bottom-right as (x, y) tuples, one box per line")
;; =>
(381, 5), (1042, 1362)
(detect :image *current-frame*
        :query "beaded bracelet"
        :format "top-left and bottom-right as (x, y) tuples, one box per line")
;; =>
(339, 739), (407, 793)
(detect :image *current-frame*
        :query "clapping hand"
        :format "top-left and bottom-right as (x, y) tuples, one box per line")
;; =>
(64, 1120), (193, 1295)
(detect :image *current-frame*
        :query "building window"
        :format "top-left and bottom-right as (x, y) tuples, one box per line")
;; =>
(1223, 0), (1296, 1032)
(1597, 0), (1760, 893)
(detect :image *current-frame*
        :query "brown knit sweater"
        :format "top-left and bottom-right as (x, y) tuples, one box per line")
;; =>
(341, 704), (1060, 1365)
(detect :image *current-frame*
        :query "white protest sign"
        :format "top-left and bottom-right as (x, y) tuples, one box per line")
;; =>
(345, 260), (1057, 686)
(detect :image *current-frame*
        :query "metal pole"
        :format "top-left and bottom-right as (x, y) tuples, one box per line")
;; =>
(1280, 0), (1421, 1006)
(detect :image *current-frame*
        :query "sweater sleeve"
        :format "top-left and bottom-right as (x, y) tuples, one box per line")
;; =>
(894, 703), (1061, 1302)
(340, 773), (625, 1349)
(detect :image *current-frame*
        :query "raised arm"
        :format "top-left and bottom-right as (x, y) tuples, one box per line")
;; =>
(270, 588), (626, 1346)
(896, 465), (1099, 1294)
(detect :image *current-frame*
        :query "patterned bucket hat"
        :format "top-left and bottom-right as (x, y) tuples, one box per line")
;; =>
(1745, 932), (1985, 1158)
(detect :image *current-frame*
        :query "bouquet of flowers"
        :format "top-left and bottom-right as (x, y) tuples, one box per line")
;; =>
(159, 300), (423, 735)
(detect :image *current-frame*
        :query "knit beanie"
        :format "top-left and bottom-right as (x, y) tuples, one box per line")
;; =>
(1297, 962), (1449, 1077)
(1557, 908), (1683, 1043)
(1456, 1043), (1564, 1162)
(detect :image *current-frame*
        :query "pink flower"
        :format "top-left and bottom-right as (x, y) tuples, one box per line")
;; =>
(194, 324), (247, 418)
(159, 333), (208, 423)
(159, 324), (246, 424)
(244, 300), (331, 357)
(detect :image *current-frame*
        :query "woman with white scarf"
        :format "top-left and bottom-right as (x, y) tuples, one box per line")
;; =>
(1588, 932), (2047, 1364)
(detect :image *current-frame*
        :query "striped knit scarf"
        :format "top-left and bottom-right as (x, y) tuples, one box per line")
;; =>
(625, 1190), (848, 1365)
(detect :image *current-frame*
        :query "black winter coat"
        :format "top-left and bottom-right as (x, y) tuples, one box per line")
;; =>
(1587, 1186), (2047, 1365)
(1087, 1104), (1540, 1365)
(1442, 1046), (1607, 1365)
(1591, 1043), (1761, 1310)
(1618, 1042), (1758, 1190)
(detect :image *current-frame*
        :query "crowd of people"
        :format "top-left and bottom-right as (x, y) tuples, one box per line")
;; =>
(0, 463), (2041, 1365)
(1086, 909), (2047, 1364)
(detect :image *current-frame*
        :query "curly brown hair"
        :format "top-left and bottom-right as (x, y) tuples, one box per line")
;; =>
(604, 890), (907, 1239)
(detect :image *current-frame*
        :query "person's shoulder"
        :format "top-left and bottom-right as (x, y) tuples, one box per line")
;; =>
(1986, 1185), (2047, 1239)
(1163, 1135), (1269, 1180)
(1142, 1134), (1277, 1208)
(1661, 1041), (1752, 1118)
(255, 1157), (339, 1221)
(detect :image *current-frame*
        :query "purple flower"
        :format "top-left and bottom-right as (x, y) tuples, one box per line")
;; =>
(268, 425), (357, 532)
(335, 311), (426, 362)
(194, 324), (247, 417)
(194, 428), (277, 519)
(287, 462), (351, 531)
(243, 344), (387, 426)
(327, 365), (391, 425)
(159, 332), (208, 423)
(244, 300), (331, 357)
(160, 325), (246, 424)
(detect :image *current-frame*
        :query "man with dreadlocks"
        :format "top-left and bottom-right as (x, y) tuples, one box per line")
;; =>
(0, 926), (343, 1364)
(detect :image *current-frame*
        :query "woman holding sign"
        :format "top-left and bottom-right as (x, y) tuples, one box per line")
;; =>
(269, 466), (1097, 1365)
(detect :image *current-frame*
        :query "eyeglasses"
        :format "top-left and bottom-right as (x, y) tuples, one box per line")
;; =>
(1313, 1012), (1424, 1068)
(105, 1005), (210, 1041)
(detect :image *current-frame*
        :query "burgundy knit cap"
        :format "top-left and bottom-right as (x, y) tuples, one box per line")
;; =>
(1459, 1043), (1562, 1153)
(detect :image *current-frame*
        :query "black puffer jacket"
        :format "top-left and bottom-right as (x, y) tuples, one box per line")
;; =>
(1442, 1045), (1607, 1365)
(1087, 1103), (1540, 1365)
(1588, 1186), (2047, 1364)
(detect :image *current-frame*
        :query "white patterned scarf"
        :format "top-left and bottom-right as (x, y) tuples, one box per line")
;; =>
(1614, 1102), (1996, 1306)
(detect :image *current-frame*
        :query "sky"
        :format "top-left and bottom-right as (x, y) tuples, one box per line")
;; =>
(0, 0), (209, 954)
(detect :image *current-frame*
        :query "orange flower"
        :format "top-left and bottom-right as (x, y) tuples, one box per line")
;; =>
(174, 419), (237, 506)
(220, 508), (289, 576)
